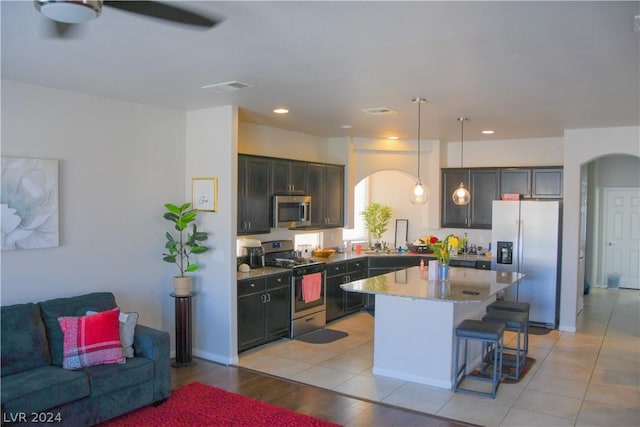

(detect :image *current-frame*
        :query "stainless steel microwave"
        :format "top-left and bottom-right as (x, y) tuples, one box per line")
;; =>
(272, 195), (311, 228)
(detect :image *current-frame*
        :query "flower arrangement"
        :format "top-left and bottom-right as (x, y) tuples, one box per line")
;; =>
(422, 234), (464, 265)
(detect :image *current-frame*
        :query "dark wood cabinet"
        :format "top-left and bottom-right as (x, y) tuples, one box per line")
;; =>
(326, 259), (366, 322)
(272, 159), (307, 195)
(442, 168), (499, 229)
(469, 169), (501, 229)
(238, 155), (272, 235)
(308, 163), (344, 228)
(500, 168), (531, 198)
(532, 168), (563, 198)
(500, 167), (562, 199)
(238, 273), (291, 352)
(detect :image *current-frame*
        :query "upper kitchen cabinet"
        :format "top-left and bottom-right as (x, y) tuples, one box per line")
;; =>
(308, 163), (344, 228)
(271, 159), (308, 195)
(442, 168), (500, 229)
(500, 167), (563, 199)
(238, 155), (272, 235)
(532, 167), (563, 198)
(500, 168), (532, 198)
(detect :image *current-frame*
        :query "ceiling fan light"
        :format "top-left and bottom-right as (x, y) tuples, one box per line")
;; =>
(452, 183), (471, 205)
(36, 1), (102, 24)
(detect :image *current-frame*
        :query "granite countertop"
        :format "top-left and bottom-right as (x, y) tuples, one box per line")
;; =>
(340, 266), (523, 303)
(236, 251), (493, 279)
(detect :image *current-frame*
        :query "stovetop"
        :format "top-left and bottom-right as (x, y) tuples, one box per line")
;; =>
(266, 257), (324, 269)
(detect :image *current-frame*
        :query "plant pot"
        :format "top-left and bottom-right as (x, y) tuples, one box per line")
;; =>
(173, 276), (192, 296)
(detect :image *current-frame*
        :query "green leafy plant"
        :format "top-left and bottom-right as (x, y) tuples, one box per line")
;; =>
(361, 202), (392, 242)
(162, 202), (209, 277)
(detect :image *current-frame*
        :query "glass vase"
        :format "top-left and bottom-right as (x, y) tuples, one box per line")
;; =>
(438, 263), (450, 281)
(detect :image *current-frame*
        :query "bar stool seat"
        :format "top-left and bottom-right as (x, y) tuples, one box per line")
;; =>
(486, 300), (530, 314)
(454, 319), (505, 398)
(482, 310), (529, 380)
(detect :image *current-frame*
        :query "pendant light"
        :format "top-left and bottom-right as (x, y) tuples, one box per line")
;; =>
(452, 117), (471, 205)
(410, 97), (429, 204)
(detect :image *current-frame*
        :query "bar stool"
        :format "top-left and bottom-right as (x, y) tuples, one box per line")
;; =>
(482, 310), (528, 380)
(486, 300), (530, 315)
(486, 300), (530, 356)
(454, 319), (505, 398)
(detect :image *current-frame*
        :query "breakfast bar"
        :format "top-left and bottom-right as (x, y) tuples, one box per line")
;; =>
(340, 266), (524, 389)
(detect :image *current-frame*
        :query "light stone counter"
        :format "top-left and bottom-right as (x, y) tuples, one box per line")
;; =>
(341, 266), (522, 303)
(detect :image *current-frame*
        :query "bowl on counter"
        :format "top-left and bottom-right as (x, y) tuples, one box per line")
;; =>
(312, 249), (336, 258)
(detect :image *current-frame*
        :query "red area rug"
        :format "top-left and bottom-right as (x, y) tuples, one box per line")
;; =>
(100, 382), (340, 426)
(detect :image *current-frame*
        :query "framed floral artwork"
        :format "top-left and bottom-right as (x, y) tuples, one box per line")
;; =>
(1, 157), (59, 250)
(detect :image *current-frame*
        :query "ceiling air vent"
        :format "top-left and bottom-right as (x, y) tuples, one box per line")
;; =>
(201, 81), (255, 93)
(360, 107), (397, 115)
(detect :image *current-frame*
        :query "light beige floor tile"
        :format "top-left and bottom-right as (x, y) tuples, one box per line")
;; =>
(319, 353), (373, 374)
(525, 373), (589, 399)
(278, 345), (340, 364)
(437, 393), (511, 427)
(585, 382), (640, 408)
(513, 389), (582, 420)
(577, 399), (640, 427)
(251, 356), (313, 379)
(598, 345), (640, 363)
(333, 373), (404, 402)
(291, 364), (356, 389)
(237, 349), (277, 368)
(499, 408), (575, 427)
(382, 381), (453, 414)
(595, 354), (640, 375)
(591, 365), (640, 390)
(536, 359), (594, 382)
(342, 342), (374, 360)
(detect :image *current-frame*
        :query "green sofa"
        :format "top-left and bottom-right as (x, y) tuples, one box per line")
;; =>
(1, 292), (170, 426)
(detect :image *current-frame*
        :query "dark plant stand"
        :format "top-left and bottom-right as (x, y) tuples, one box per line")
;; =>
(170, 292), (196, 368)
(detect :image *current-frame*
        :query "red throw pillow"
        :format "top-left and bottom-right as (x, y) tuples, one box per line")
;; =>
(58, 307), (125, 369)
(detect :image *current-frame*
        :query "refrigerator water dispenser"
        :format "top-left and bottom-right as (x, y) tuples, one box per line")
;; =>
(497, 241), (513, 264)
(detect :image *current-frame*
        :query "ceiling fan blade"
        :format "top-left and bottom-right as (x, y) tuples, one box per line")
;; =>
(104, 1), (222, 28)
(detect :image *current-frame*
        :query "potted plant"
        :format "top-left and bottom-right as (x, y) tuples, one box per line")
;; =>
(361, 202), (392, 250)
(162, 202), (209, 295)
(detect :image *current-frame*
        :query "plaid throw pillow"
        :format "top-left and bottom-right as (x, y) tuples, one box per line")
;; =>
(58, 307), (125, 369)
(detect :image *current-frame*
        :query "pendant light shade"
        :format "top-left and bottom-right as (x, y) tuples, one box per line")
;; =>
(410, 97), (429, 204)
(452, 117), (471, 206)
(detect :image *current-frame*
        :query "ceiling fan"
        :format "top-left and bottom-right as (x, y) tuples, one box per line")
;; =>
(35, 0), (222, 37)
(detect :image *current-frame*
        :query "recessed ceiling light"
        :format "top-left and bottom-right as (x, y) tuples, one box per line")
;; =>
(273, 108), (289, 114)
(482, 130), (495, 135)
(340, 124), (352, 129)
(388, 136), (399, 140)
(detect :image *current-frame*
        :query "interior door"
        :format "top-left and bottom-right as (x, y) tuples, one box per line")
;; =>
(604, 188), (640, 289)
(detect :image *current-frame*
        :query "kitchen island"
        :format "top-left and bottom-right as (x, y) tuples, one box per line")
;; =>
(340, 266), (524, 389)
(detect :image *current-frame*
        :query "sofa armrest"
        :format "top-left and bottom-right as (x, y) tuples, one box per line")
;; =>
(133, 324), (171, 402)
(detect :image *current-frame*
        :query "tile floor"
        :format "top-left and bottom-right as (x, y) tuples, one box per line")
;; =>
(237, 288), (639, 426)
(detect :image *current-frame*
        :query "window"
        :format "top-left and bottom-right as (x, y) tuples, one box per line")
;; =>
(342, 177), (369, 242)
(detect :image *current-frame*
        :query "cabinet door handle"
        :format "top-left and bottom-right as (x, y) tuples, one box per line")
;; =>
(261, 294), (267, 303)
(266, 293), (271, 302)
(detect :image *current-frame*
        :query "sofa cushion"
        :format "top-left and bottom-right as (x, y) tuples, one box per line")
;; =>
(0, 365), (90, 414)
(81, 356), (154, 397)
(88, 310), (139, 358)
(39, 292), (117, 367)
(1, 303), (51, 377)
(58, 308), (125, 369)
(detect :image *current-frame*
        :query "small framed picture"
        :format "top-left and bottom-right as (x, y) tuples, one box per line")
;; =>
(192, 177), (218, 212)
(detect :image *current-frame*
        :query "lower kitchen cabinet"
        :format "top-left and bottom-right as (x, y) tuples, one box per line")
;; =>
(238, 272), (291, 352)
(326, 259), (367, 322)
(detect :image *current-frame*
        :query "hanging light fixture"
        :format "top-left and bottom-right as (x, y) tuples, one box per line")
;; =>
(410, 97), (429, 204)
(452, 117), (471, 205)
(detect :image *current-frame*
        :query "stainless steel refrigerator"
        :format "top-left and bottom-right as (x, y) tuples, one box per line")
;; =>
(491, 200), (561, 328)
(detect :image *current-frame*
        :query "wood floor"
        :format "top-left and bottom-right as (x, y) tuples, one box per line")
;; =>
(171, 358), (478, 427)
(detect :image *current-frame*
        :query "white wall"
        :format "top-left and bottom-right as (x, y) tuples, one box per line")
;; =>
(239, 122), (328, 162)
(444, 137), (564, 167)
(1, 80), (185, 334)
(561, 126), (640, 332)
(185, 106), (238, 364)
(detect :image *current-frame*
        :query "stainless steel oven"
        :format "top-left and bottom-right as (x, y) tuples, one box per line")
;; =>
(290, 263), (326, 338)
(262, 240), (327, 338)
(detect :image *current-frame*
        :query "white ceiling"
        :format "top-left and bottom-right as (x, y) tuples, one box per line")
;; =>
(2, 1), (639, 142)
